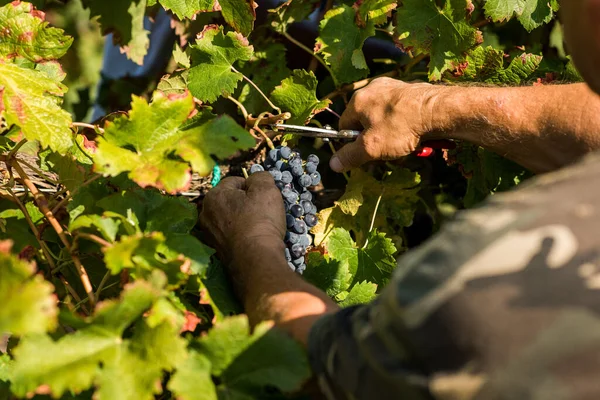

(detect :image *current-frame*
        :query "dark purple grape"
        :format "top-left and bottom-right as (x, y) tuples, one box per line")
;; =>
(268, 148), (280, 162)
(275, 160), (285, 170)
(299, 174), (312, 187)
(269, 168), (282, 181)
(304, 213), (318, 227)
(310, 171), (321, 186)
(286, 231), (299, 244)
(307, 154), (319, 165)
(282, 189), (298, 204)
(288, 157), (302, 169)
(250, 164), (264, 174)
(284, 247), (292, 261)
(292, 257), (304, 267)
(291, 165), (304, 177)
(281, 171), (293, 183)
(305, 162), (317, 174)
(280, 146), (292, 159)
(286, 214), (295, 228)
(299, 234), (312, 246)
(300, 191), (312, 201)
(293, 219), (307, 234)
(275, 180), (285, 190)
(311, 204), (318, 214)
(290, 204), (304, 218)
(296, 264), (306, 274)
(291, 243), (306, 258)
(264, 158), (275, 169)
(287, 262), (296, 271)
(300, 200), (312, 214)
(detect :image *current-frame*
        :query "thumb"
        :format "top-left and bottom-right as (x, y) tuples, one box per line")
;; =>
(329, 136), (373, 173)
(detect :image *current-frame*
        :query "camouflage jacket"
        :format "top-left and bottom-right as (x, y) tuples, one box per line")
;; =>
(308, 153), (600, 400)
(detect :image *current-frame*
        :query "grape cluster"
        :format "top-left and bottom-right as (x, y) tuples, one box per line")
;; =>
(249, 146), (321, 274)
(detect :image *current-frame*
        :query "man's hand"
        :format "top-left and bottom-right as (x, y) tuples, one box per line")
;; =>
(330, 77), (443, 172)
(199, 172), (286, 264)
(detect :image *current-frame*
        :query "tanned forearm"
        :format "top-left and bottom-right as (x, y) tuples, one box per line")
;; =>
(427, 83), (600, 173)
(229, 240), (339, 346)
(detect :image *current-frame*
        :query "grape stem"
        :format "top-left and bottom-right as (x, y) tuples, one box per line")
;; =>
(242, 167), (249, 179)
(72, 122), (104, 134)
(362, 188), (384, 249)
(225, 95), (249, 120)
(282, 31), (339, 87)
(245, 112), (291, 128)
(11, 160), (96, 306)
(231, 66), (282, 114)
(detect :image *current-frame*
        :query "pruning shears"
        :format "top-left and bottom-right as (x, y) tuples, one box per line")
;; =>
(269, 124), (454, 157)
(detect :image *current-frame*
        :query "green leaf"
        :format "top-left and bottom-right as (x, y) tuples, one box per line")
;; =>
(316, 5), (375, 85)
(325, 228), (397, 290)
(339, 281), (377, 307)
(218, 0), (256, 37)
(157, 0), (215, 19)
(200, 260), (243, 322)
(0, 1), (73, 62)
(0, 200), (42, 252)
(197, 315), (311, 396)
(168, 352), (218, 400)
(39, 137), (94, 192)
(94, 92), (255, 193)
(270, 70), (331, 125)
(451, 46), (542, 84)
(0, 61), (72, 154)
(303, 251), (352, 298)
(11, 279), (186, 399)
(354, 0), (397, 27)
(0, 240), (57, 335)
(157, 70), (189, 96)
(484, 0), (559, 32)
(269, 0), (320, 33)
(395, 0), (482, 80)
(83, 0), (149, 65)
(187, 25), (254, 103)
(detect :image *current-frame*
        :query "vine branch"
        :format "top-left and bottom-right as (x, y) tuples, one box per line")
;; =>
(232, 66), (282, 114)
(72, 122), (104, 134)
(11, 160), (96, 306)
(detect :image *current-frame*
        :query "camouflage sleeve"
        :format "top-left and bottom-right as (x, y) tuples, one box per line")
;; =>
(308, 153), (600, 400)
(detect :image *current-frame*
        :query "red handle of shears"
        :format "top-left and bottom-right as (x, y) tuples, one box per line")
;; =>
(414, 140), (456, 157)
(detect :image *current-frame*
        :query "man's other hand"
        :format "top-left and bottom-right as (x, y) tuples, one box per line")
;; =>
(330, 77), (442, 173)
(199, 173), (286, 263)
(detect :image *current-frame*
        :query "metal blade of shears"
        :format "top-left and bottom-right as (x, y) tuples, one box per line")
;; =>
(270, 124), (361, 140)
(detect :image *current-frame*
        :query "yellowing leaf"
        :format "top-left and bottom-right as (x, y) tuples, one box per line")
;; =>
(94, 92), (255, 193)
(0, 240), (57, 336)
(0, 61), (72, 153)
(0, 1), (73, 62)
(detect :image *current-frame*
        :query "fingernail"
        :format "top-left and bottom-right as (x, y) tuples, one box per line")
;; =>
(329, 156), (343, 172)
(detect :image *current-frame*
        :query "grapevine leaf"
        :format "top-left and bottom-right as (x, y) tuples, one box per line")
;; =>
(452, 46), (542, 84)
(395, 0), (482, 80)
(10, 279), (186, 398)
(316, 5), (375, 85)
(103, 232), (201, 287)
(0, 61), (72, 154)
(156, 0), (215, 19)
(168, 351), (218, 400)
(39, 136), (94, 192)
(200, 260), (243, 323)
(269, 0), (320, 33)
(197, 315), (311, 395)
(218, 0), (256, 37)
(0, 1), (73, 62)
(187, 25), (254, 103)
(304, 251), (352, 298)
(238, 42), (291, 115)
(339, 281), (377, 307)
(0, 240), (57, 335)
(157, 70), (189, 96)
(354, 0), (397, 27)
(484, 0), (559, 32)
(173, 43), (191, 68)
(82, 0), (149, 65)
(270, 70), (331, 125)
(0, 200), (43, 251)
(315, 168), (420, 246)
(94, 92), (255, 193)
(70, 215), (122, 242)
(324, 228), (397, 289)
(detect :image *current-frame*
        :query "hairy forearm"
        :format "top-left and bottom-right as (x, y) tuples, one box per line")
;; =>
(229, 240), (339, 346)
(427, 83), (600, 173)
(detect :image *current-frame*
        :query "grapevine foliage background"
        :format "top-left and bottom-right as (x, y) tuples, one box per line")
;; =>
(0, 0), (581, 398)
